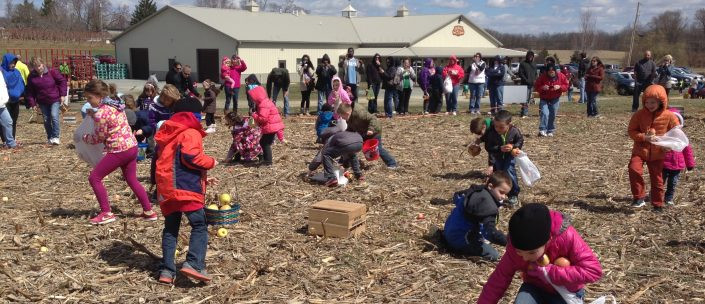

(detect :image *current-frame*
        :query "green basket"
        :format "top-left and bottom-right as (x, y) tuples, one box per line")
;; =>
(205, 204), (240, 226)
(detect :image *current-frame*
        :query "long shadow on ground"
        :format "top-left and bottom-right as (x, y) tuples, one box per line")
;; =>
(432, 171), (486, 181)
(553, 199), (635, 215)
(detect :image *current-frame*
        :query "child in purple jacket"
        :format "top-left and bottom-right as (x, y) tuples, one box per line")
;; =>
(662, 110), (695, 206)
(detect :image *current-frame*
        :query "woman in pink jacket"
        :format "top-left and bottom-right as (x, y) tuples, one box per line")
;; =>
(478, 204), (602, 304)
(662, 110), (695, 206)
(247, 79), (284, 166)
(226, 55), (247, 115)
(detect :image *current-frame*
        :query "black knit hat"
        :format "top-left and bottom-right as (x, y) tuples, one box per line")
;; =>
(508, 203), (552, 250)
(172, 97), (203, 113)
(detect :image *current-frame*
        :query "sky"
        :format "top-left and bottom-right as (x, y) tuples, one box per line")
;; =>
(4, 0), (703, 33)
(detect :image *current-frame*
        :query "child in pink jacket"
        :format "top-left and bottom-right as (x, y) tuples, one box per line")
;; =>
(82, 80), (156, 225)
(327, 76), (352, 117)
(478, 204), (602, 304)
(247, 78), (284, 166)
(663, 110), (695, 206)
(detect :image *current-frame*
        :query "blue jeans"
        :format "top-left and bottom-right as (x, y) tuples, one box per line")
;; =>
(317, 89), (330, 113)
(663, 169), (681, 202)
(578, 77), (586, 103)
(520, 85), (531, 117)
(586, 91), (599, 116)
(384, 89), (398, 118)
(368, 83), (380, 114)
(445, 85), (459, 112)
(565, 87), (574, 103)
(0, 107), (17, 148)
(494, 156), (520, 197)
(271, 86), (290, 116)
(39, 102), (61, 140)
(373, 134), (397, 167)
(515, 283), (585, 304)
(468, 83), (484, 111)
(489, 84), (503, 113)
(161, 208), (208, 276)
(539, 98), (560, 133)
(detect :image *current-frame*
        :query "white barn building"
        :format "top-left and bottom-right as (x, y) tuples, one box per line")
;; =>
(113, 3), (524, 81)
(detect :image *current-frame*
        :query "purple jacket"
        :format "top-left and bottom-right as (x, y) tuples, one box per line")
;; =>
(418, 58), (433, 93)
(663, 144), (695, 171)
(25, 68), (67, 107)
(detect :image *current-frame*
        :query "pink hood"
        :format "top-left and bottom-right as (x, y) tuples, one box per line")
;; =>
(247, 86), (284, 135)
(478, 210), (603, 303)
(327, 76), (352, 107)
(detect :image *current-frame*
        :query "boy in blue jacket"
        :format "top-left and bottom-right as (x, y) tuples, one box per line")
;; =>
(443, 171), (511, 261)
(315, 103), (334, 143)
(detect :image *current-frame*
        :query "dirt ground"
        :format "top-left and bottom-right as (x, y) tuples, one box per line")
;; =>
(1, 97), (704, 303)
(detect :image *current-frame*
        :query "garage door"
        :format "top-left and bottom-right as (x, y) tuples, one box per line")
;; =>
(129, 48), (149, 80)
(196, 49), (219, 82)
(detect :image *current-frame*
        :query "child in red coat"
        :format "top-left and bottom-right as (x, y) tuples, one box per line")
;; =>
(247, 75), (285, 166)
(478, 204), (602, 304)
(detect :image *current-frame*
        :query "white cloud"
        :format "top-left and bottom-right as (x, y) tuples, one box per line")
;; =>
(364, 0), (394, 9)
(466, 10), (487, 23)
(487, 0), (536, 8)
(431, 0), (468, 9)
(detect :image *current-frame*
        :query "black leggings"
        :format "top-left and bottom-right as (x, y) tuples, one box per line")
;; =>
(260, 133), (276, 165)
(401, 88), (412, 114)
(301, 90), (311, 110)
(205, 113), (215, 126)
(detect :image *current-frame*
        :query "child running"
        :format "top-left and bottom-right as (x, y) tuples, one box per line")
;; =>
(443, 171), (511, 260)
(155, 111), (217, 284)
(662, 110), (695, 206)
(628, 85), (679, 212)
(480, 110), (524, 207)
(478, 203), (603, 303)
(224, 112), (262, 163)
(246, 75), (284, 166)
(81, 80), (156, 224)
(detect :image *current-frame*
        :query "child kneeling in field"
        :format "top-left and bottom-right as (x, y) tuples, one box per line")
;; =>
(308, 112), (364, 186)
(224, 111), (262, 163)
(443, 171), (511, 260)
(478, 204), (603, 304)
(155, 111), (218, 284)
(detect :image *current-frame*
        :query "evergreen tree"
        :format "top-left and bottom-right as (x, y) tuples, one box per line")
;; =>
(536, 49), (549, 63)
(553, 53), (561, 64)
(570, 50), (581, 64)
(130, 0), (156, 26)
(39, 0), (55, 17)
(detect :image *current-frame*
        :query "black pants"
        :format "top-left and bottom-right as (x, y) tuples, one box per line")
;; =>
(205, 113), (215, 126)
(429, 89), (442, 113)
(301, 90), (311, 111)
(347, 83), (358, 107)
(259, 133), (276, 165)
(400, 88), (412, 114)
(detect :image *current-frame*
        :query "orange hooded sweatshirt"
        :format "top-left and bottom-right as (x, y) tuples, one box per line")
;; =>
(627, 85), (679, 161)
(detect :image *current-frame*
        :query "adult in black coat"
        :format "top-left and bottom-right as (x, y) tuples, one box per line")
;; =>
(315, 54), (337, 112)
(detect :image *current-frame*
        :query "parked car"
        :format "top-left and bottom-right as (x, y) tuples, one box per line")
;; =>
(622, 66), (634, 73)
(672, 67), (704, 84)
(97, 55), (117, 64)
(607, 71), (635, 95)
(604, 64), (621, 70)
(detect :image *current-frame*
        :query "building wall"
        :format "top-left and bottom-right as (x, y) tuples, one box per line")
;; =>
(412, 20), (496, 48)
(115, 8), (237, 79)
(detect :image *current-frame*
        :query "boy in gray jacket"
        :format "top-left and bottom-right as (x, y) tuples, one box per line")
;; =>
(308, 117), (364, 187)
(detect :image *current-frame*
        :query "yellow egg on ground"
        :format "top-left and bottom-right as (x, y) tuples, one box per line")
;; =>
(2, 197), (8, 202)
(220, 204), (231, 210)
(207, 204), (219, 210)
(217, 228), (228, 237)
(175, 249), (180, 256)
(40, 246), (48, 252)
(219, 193), (231, 205)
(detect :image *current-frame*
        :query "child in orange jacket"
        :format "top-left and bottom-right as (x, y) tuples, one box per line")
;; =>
(627, 85), (679, 212)
(154, 111), (218, 284)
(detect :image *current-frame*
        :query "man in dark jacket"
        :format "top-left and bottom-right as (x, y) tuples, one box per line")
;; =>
(382, 56), (400, 118)
(365, 53), (383, 114)
(165, 62), (182, 87)
(266, 63), (291, 116)
(338, 48), (364, 106)
(315, 54), (336, 112)
(632, 50), (657, 112)
(179, 65), (200, 98)
(577, 52), (589, 104)
(517, 51), (537, 118)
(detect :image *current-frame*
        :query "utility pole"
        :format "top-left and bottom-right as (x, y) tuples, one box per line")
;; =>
(627, 2), (640, 66)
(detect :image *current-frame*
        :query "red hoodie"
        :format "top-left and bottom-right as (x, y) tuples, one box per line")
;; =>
(534, 71), (569, 100)
(442, 55), (465, 86)
(155, 112), (216, 216)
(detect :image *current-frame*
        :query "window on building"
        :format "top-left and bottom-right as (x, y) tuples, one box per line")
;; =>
(278, 60), (286, 69)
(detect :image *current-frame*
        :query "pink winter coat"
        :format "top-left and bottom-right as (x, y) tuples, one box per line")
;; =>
(663, 144), (695, 171)
(478, 211), (603, 304)
(248, 86), (284, 135)
(228, 57), (247, 89)
(327, 76), (352, 107)
(221, 57), (233, 88)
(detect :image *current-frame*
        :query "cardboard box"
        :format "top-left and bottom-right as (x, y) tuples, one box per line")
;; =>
(308, 200), (366, 238)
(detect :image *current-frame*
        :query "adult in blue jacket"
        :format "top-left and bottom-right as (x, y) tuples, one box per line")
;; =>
(485, 55), (506, 115)
(1, 53), (25, 142)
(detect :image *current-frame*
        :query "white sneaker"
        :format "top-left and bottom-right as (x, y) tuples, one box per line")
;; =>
(452, 111), (457, 116)
(538, 131), (547, 137)
(547, 133), (554, 137)
(205, 127), (216, 134)
(51, 138), (60, 145)
(445, 112), (450, 115)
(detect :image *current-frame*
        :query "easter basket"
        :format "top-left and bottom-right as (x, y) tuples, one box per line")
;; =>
(205, 204), (241, 226)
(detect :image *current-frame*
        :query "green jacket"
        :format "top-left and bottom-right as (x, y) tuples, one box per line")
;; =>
(59, 64), (71, 75)
(346, 108), (381, 139)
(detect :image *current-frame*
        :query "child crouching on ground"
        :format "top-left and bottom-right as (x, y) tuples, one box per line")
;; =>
(478, 204), (603, 303)
(338, 103), (398, 169)
(82, 80), (156, 225)
(480, 110), (524, 207)
(443, 171), (511, 260)
(628, 85), (679, 212)
(247, 76), (285, 166)
(315, 103), (335, 144)
(662, 110), (695, 206)
(155, 111), (218, 284)
(308, 113), (364, 186)
(224, 112), (262, 163)
(468, 116), (492, 156)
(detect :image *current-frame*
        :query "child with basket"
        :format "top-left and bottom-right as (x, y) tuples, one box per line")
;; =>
(154, 111), (218, 284)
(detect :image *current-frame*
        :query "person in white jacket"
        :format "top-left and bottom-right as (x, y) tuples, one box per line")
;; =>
(466, 53), (486, 114)
(0, 72), (18, 148)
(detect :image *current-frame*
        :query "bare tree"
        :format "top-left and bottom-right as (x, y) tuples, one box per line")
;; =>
(579, 9), (597, 52)
(695, 8), (705, 37)
(648, 10), (687, 44)
(5, 0), (13, 18)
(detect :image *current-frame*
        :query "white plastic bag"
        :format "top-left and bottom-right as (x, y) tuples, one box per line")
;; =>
(516, 151), (541, 187)
(651, 126), (689, 152)
(443, 76), (453, 94)
(73, 118), (105, 167)
(541, 268), (617, 304)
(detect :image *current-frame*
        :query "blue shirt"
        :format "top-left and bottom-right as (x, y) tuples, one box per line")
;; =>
(347, 58), (357, 84)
